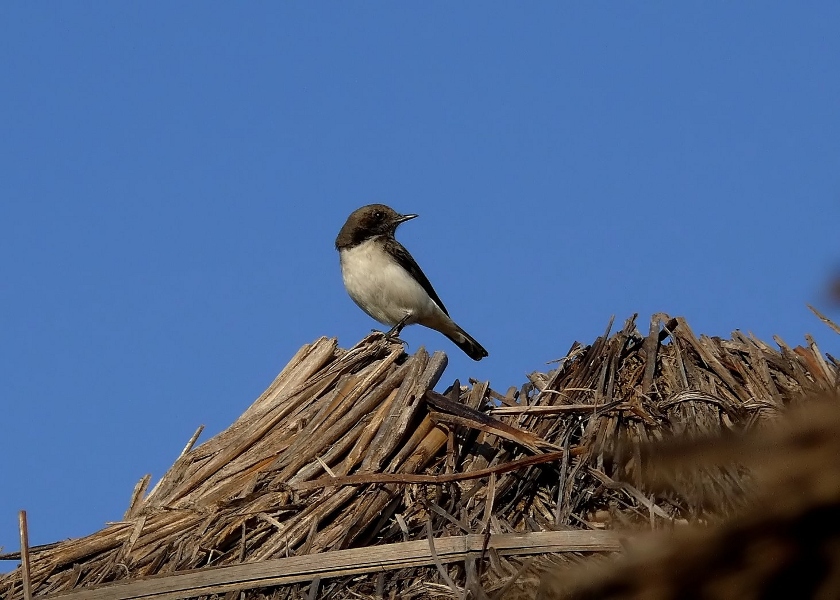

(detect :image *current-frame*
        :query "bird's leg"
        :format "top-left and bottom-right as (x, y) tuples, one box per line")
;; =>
(385, 313), (411, 340)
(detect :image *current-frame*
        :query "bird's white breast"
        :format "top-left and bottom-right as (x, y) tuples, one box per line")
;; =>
(340, 238), (441, 327)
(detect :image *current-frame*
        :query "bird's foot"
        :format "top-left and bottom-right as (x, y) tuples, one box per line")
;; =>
(368, 328), (409, 349)
(385, 314), (411, 338)
(365, 315), (411, 349)
(383, 325), (403, 339)
(385, 333), (409, 351)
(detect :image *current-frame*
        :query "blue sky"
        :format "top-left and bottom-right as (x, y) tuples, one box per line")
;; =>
(2, 3), (839, 559)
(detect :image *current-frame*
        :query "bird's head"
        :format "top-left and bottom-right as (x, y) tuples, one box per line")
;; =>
(336, 204), (417, 249)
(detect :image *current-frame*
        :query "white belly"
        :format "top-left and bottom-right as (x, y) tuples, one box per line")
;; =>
(340, 239), (441, 327)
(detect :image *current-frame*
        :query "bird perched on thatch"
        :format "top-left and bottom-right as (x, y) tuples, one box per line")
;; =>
(336, 204), (488, 360)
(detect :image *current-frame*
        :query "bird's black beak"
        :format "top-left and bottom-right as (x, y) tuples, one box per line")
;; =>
(396, 213), (418, 224)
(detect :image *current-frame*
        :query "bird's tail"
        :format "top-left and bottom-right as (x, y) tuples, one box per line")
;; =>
(445, 324), (489, 361)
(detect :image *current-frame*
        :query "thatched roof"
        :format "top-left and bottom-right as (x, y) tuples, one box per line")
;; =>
(2, 312), (838, 600)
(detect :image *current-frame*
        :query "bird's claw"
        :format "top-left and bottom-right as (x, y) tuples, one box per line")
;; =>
(367, 328), (409, 349)
(385, 332), (409, 348)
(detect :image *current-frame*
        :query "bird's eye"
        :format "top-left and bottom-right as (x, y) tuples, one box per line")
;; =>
(373, 211), (383, 220)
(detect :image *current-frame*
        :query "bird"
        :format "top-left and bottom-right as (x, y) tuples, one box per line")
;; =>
(335, 204), (488, 361)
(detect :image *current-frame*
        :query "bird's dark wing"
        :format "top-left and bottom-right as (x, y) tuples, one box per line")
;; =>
(384, 238), (450, 316)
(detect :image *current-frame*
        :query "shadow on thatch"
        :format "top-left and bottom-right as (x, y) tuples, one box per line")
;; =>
(1, 312), (838, 600)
